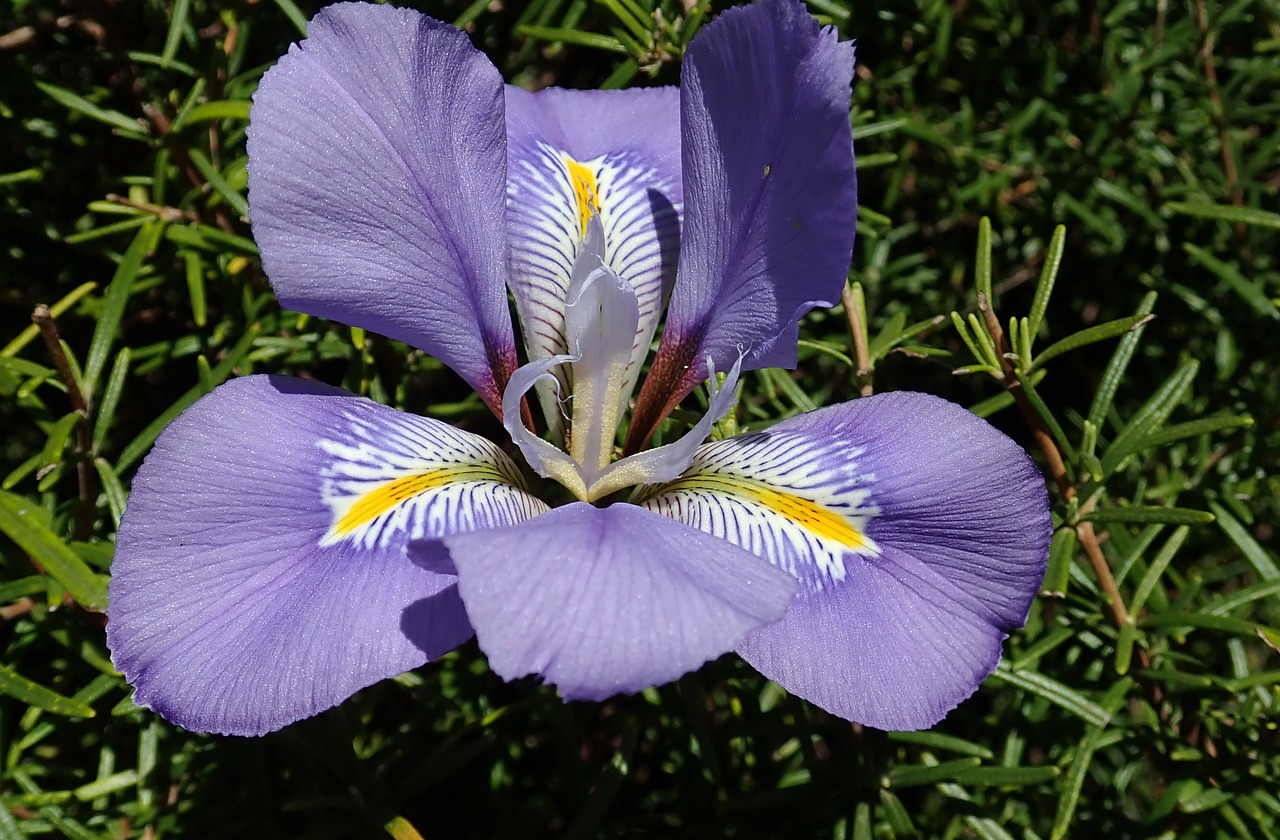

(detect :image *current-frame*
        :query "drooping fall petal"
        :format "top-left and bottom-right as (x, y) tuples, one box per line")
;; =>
(107, 375), (546, 736)
(641, 392), (1049, 729)
(414, 502), (796, 700)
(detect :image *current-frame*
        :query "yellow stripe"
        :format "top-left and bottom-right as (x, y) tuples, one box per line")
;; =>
(654, 475), (866, 549)
(334, 466), (502, 536)
(565, 156), (598, 238)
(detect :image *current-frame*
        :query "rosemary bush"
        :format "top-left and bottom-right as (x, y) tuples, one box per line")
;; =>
(2, 0), (1277, 837)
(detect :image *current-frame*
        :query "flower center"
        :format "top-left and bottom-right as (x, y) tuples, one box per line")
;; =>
(563, 216), (639, 479)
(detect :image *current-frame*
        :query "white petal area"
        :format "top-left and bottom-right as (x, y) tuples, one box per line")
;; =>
(500, 353), (588, 500)
(319, 399), (550, 551)
(501, 349), (739, 502)
(639, 421), (879, 592)
(430, 502), (797, 700)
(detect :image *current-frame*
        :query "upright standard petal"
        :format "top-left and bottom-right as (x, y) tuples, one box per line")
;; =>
(505, 86), (682, 431)
(247, 4), (517, 413)
(107, 375), (547, 736)
(417, 503), (797, 700)
(627, 0), (857, 451)
(641, 393), (1049, 730)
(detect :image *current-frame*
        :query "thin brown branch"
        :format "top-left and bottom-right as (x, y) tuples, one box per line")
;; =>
(32, 305), (96, 540)
(0, 597), (35, 621)
(104, 193), (192, 223)
(1076, 521), (1130, 625)
(32, 305), (88, 414)
(976, 293), (1130, 627)
(1193, 0), (1240, 207)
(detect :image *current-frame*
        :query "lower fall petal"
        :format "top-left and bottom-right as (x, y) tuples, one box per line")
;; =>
(640, 391), (1050, 729)
(739, 546), (1008, 730)
(107, 375), (546, 736)
(418, 502), (797, 701)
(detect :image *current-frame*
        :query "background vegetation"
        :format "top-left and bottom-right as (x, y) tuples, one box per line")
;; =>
(2, 0), (1278, 836)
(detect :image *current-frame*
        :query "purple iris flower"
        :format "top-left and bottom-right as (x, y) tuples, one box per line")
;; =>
(106, 0), (1050, 737)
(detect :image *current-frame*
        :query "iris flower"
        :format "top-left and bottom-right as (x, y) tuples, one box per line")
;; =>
(106, 0), (1050, 737)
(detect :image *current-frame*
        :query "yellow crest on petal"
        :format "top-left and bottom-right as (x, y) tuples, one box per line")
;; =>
(648, 474), (868, 551)
(331, 466), (505, 538)
(564, 155), (599, 239)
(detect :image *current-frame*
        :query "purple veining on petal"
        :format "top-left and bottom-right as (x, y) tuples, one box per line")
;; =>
(107, 374), (545, 735)
(247, 4), (518, 414)
(414, 502), (796, 700)
(628, 0), (857, 450)
(644, 391), (1049, 729)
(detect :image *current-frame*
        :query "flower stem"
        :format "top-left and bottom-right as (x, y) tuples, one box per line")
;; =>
(976, 293), (1130, 627)
(841, 283), (873, 397)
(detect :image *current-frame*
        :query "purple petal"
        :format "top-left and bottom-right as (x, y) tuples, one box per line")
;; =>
(628, 0), (856, 450)
(671, 0), (856, 369)
(107, 375), (546, 735)
(419, 502), (797, 700)
(641, 392), (1049, 730)
(247, 4), (517, 413)
(743, 547), (1012, 730)
(506, 86), (682, 164)
(505, 86), (681, 431)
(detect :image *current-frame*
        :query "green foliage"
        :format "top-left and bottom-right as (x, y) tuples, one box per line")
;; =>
(2, 0), (1277, 837)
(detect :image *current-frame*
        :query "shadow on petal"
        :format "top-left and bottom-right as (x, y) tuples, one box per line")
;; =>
(400, 582), (473, 661)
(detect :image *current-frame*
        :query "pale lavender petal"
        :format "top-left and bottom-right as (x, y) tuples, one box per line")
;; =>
(500, 353), (587, 499)
(499, 346), (738, 503)
(628, 0), (856, 450)
(641, 392), (1049, 730)
(417, 502), (797, 700)
(505, 86), (681, 408)
(563, 228), (641, 478)
(107, 375), (546, 736)
(247, 4), (517, 413)
(506, 86), (682, 164)
(587, 355), (742, 500)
